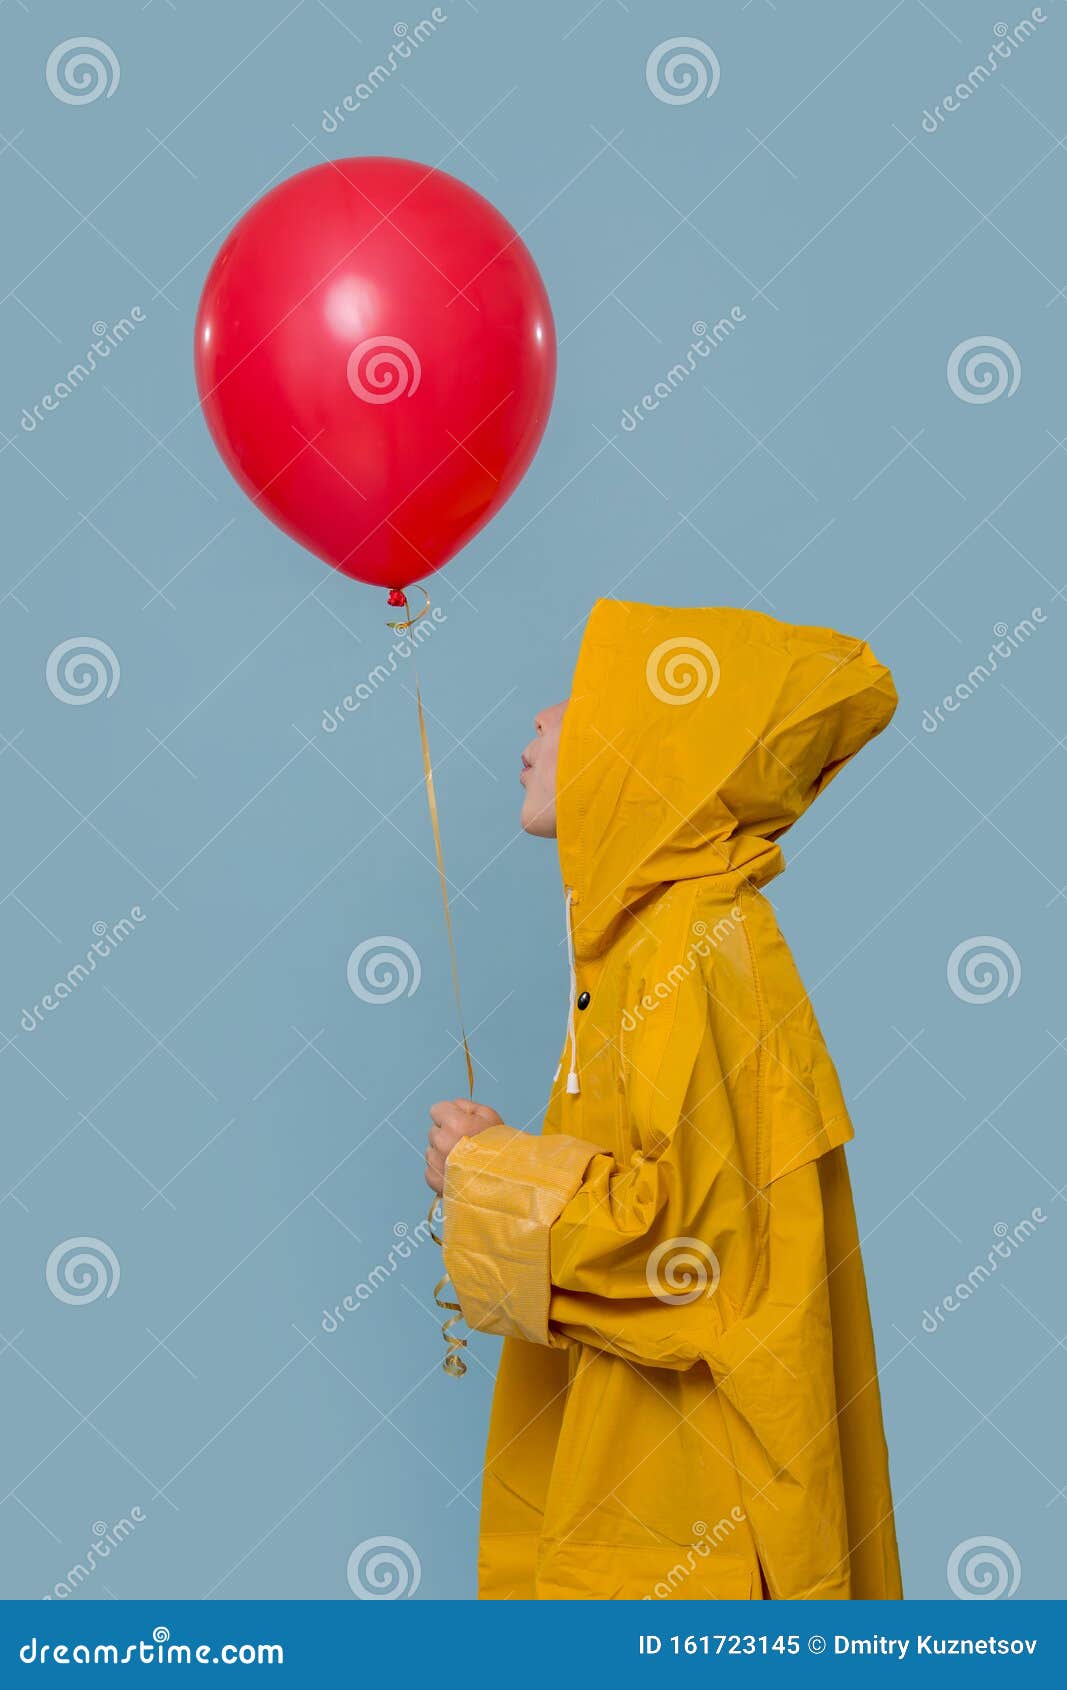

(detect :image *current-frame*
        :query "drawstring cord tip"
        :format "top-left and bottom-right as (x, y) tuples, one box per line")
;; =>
(561, 888), (582, 1097)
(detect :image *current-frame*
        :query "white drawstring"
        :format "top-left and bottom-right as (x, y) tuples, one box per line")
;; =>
(553, 886), (581, 1095)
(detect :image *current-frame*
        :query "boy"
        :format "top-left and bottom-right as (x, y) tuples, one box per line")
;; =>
(425, 598), (903, 1602)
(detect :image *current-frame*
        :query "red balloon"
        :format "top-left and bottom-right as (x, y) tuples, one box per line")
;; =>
(194, 157), (556, 593)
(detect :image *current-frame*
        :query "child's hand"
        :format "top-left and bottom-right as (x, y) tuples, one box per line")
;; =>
(425, 1098), (504, 1196)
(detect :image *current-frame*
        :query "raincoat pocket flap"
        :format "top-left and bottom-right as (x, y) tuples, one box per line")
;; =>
(761, 1028), (855, 1186)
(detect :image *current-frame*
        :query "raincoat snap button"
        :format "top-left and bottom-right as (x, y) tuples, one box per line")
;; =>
(576, 990), (590, 1011)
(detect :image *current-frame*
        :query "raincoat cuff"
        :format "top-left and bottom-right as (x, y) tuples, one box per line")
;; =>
(443, 1125), (606, 1347)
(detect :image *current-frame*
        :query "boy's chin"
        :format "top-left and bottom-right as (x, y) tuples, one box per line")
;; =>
(520, 798), (556, 838)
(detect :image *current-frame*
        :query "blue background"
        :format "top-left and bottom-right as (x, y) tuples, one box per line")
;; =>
(1, 0), (1063, 1603)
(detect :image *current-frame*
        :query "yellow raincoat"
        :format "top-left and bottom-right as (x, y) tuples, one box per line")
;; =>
(444, 599), (903, 1601)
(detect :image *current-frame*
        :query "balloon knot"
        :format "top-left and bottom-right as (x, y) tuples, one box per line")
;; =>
(385, 583), (431, 632)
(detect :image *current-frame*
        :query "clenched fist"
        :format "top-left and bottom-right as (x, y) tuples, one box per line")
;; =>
(424, 1097), (503, 1196)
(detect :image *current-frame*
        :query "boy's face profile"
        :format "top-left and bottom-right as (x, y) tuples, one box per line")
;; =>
(520, 702), (567, 838)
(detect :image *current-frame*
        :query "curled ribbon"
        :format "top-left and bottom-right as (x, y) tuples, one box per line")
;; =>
(429, 1199), (468, 1378)
(386, 582), (432, 632)
(389, 587), (472, 1379)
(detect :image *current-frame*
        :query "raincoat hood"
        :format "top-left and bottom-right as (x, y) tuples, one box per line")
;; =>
(558, 599), (897, 956)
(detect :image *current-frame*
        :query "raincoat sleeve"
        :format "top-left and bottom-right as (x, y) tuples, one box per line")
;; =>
(443, 960), (731, 1370)
(443, 1123), (730, 1369)
(442, 1125), (612, 1351)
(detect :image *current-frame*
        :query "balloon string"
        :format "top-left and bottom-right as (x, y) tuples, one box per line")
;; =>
(413, 667), (475, 1100)
(391, 589), (471, 1380)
